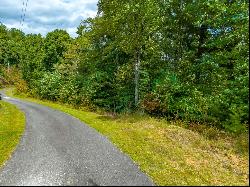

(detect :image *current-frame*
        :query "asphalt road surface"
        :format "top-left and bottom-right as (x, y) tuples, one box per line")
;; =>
(0, 92), (154, 186)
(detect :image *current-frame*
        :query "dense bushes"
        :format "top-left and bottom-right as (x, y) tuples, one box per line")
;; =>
(0, 66), (25, 89)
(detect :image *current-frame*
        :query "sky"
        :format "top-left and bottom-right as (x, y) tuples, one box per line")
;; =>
(0, 0), (98, 37)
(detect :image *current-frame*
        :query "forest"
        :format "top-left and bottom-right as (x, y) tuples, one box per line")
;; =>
(0, 0), (249, 133)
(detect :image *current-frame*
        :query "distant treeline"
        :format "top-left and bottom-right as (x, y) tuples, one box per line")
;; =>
(0, 0), (249, 133)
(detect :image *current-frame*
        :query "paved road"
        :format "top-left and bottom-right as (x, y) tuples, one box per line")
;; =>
(0, 93), (154, 186)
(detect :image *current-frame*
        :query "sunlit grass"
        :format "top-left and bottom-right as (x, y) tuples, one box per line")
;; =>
(0, 100), (25, 168)
(6, 88), (249, 186)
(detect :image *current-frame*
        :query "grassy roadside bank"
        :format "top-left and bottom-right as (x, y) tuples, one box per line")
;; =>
(0, 100), (25, 168)
(6, 88), (249, 186)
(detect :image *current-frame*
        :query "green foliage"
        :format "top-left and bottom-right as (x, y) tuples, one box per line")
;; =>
(43, 29), (71, 70)
(0, 0), (248, 133)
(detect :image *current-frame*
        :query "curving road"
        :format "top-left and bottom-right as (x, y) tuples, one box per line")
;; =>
(0, 93), (154, 186)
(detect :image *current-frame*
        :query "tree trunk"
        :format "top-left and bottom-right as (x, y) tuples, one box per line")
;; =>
(134, 48), (140, 107)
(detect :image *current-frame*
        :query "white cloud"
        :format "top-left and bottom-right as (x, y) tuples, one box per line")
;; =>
(0, 0), (98, 37)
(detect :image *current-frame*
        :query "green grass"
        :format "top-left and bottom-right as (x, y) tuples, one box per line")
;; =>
(0, 100), (25, 168)
(6, 88), (249, 186)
